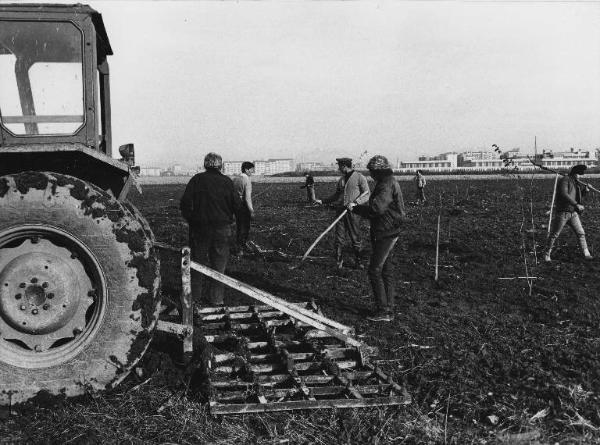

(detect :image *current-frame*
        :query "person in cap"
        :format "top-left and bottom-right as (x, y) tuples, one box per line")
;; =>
(300, 171), (317, 203)
(414, 170), (427, 205)
(180, 152), (241, 305)
(544, 164), (593, 262)
(319, 157), (370, 268)
(351, 155), (406, 322)
(233, 161), (255, 254)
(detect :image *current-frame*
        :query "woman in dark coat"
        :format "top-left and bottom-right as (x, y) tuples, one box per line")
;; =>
(351, 155), (406, 322)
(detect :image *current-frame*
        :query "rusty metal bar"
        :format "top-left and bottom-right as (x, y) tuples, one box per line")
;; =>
(209, 396), (411, 415)
(215, 384), (395, 402)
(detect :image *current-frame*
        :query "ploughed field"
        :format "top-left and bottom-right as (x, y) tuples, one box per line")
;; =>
(3, 177), (600, 444)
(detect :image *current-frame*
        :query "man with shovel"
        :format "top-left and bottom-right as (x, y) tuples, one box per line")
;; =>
(544, 164), (593, 262)
(318, 157), (370, 269)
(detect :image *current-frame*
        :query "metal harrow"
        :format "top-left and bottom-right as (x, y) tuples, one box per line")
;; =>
(155, 244), (411, 415)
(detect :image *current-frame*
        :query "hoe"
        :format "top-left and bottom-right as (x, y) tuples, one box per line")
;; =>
(0, 4), (410, 414)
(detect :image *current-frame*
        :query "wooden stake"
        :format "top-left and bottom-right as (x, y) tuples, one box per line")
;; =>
(180, 247), (194, 360)
(548, 173), (558, 235)
(435, 214), (440, 281)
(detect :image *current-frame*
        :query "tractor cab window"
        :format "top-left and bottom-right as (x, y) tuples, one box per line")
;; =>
(0, 21), (84, 136)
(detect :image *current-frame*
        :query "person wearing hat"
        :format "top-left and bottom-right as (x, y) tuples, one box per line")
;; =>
(319, 157), (370, 268)
(351, 155), (406, 322)
(544, 164), (593, 262)
(180, 152), (241, 305)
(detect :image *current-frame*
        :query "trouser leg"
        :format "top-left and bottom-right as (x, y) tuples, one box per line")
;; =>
(344, 211), (362, 252)
(307, 187), (316, 202)
(546, 212), (569, 257)
(207, 226), (232, 305)
(381, 239), (398, 312)
(568, 213), (590, 256)
(236, 207), (251, 249)
(334, 210), (345, 251)
(344, 212), (363, 267)
(189, 226), (209, 304)
(368, 236), (398, 313)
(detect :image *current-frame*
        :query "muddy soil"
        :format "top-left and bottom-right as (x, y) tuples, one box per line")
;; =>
(3, 176), (600, 443)
(140, 177), (600, 436)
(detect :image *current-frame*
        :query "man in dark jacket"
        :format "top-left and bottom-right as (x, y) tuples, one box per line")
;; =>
(352, 155), (405, 322)
(180, 152), (240, 305)
(300, 172), (316, 203)
(544, 164), (592, 262)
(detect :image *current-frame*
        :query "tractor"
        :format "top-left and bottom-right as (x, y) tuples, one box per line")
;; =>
(0, 4), (161, 405)
(0, 4), (410, 413)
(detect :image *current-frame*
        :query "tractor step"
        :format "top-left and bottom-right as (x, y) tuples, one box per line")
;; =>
(197, 302), (411, 415)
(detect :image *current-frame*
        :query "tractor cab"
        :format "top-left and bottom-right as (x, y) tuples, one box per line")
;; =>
(0, 4), (132, 197)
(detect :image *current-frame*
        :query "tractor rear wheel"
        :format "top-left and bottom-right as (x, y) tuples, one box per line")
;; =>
(0, 172), (160, 406)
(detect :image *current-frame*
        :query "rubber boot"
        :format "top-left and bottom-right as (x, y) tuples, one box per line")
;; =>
(544, 237), (556, 262)
(579, 236), (593, 260)
(335, 246), (344, 269)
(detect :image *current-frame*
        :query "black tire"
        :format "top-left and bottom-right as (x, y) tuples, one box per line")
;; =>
(0, 171), (160, 406)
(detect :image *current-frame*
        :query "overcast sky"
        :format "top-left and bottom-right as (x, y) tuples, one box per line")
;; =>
(7, 0), (600, 166)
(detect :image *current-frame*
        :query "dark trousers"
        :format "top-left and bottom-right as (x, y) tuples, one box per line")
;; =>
(236, 206), (252, 249)
(189, 225), (231, 305)
(368, 234), (398, 313)
(417, 187), (426, 203)
(334, 209), (362, 251)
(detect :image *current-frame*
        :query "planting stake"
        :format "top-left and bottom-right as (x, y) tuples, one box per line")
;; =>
(548, 173), (558, 235)
(435, 214), (440, 281)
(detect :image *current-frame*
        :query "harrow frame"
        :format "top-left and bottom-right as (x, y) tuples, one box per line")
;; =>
(154, 244), (411, 415)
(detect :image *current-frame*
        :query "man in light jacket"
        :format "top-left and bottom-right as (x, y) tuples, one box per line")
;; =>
(320, 157), (370, 269)
(545, 164), (593, 262)
(414, 170), (426, 205)
(233, 161), (255, 254)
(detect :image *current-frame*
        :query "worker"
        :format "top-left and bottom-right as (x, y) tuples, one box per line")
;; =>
(319, 157), (370, 269)
(544, 164), (593, 262)
(180, 152), (240, 305)
(351, 155), (406, 322)
(414, 170), (427, 205)
(233, 161), (255, 255)
(300, 171), (317, 203)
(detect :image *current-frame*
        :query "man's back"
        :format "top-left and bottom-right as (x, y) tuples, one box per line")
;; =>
(180, 170), (238, 227)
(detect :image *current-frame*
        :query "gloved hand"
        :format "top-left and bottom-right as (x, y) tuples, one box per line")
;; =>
(314, 199), (323, 204)
(346, 202), (356, 211)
